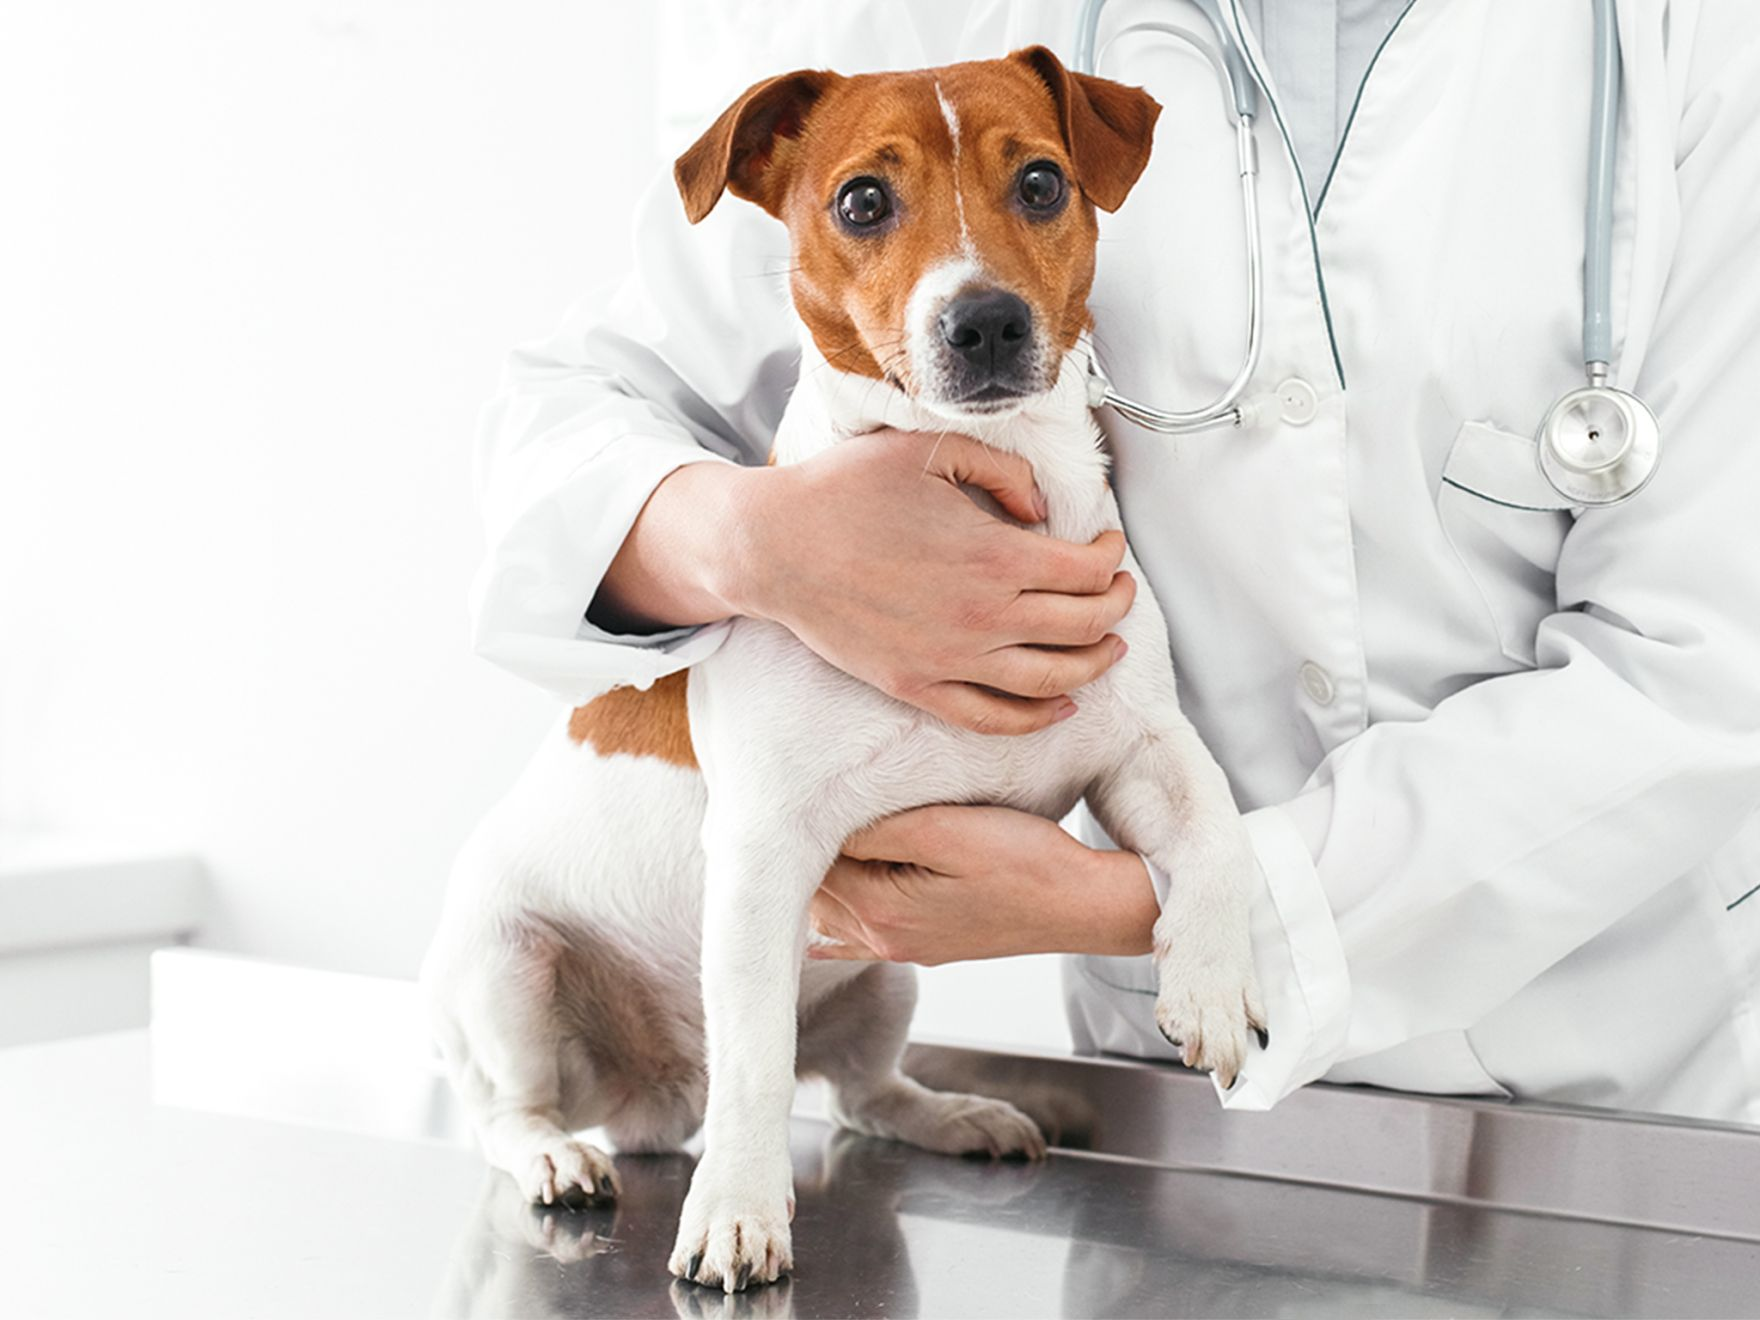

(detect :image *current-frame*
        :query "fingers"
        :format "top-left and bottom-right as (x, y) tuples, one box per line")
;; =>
(909, 431), (1047, 525)
(806, 940), (870, 961)
(1004, 571), (1137, 647)
(843, 805), (1016, 874)
(807, 885), (875, 961)
(843, 806), (962, 864)
(971, 636), (1127, 700)
(921, 682), (1080, 736)
(1017, 527), (1127, 594)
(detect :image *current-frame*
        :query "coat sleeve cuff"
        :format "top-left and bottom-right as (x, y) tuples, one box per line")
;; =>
(1215, 801), (1353, 1110)
(470, 433), (735, 703)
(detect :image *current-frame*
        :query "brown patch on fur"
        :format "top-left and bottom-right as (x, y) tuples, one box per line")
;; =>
(674, 69), (836, 223)
(1009, 46), (1160, 212)
(671, 49), (1159, 388)
(567, 670), (697, 769)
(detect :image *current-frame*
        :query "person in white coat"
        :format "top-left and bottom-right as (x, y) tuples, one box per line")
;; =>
(470, 0), (1760, 1123)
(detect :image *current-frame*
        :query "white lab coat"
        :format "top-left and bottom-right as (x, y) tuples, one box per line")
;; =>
(471, 0), (1760, 1123)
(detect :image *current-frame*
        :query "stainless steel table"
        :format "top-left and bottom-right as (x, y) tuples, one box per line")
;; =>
(4, 1031), (1758, 1319)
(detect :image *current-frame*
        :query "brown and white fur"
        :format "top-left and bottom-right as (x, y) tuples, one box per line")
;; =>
(422, 48), (1265, 1294)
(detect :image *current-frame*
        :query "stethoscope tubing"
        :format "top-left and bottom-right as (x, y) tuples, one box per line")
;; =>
(1077, 0), (1260, 433)
(1093, 113), (1263, 435)
(1584, 0), (1618, 377)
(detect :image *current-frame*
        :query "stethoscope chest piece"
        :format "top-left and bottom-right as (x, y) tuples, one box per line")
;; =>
(1537, 384), (1660, 507)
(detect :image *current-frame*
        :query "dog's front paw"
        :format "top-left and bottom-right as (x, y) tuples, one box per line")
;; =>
(668, 1154), (794, 1293)
(1152, 911), (1266, 1090)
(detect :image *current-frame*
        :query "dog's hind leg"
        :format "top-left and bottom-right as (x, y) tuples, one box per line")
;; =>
(798, 962), (1045, 1159)
(425, 923), (621, 1209)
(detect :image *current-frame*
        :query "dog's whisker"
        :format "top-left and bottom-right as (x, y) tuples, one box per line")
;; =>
(920, 428), (951, 476)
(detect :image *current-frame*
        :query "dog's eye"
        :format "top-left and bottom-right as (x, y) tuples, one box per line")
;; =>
(837, 177), (891, 228)
(1018, 161), (1065, 212)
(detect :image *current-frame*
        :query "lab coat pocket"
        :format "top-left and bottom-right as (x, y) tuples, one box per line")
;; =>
(1437, 421), (1575, 667)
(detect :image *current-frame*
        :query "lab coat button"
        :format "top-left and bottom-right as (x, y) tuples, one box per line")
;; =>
(1278, 377), (1319, 426)
(1299, 660), (1335, 705)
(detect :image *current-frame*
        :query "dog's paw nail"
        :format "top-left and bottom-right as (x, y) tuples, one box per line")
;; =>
(687, 1252), (704, 1281)
(597, 1174), (615, 1197)
(1254, 1026), (1270, 1049)
(733, 1263), (752, 1292)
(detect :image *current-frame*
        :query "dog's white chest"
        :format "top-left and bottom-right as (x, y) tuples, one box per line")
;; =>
(695, 616), (1131, 829)
(688, 344), (1170, 832)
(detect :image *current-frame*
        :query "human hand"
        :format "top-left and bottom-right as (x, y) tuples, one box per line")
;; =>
(728, 429), (1137, 735)
(809, 804), (1158, 965)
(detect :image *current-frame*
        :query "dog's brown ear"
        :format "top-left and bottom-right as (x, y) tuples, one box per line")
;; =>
(1010, 46), (1160, 213)
(674, 70), (837, 223)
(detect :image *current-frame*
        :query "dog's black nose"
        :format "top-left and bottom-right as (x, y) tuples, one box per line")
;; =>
(938, 290), (1032, 372)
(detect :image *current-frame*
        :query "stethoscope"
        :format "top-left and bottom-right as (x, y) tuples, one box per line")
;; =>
(1074, 0), (1660, 506)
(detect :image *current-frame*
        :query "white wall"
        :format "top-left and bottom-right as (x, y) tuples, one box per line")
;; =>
(0, 1), (1070, 1053)
(0, 1), (658, 974)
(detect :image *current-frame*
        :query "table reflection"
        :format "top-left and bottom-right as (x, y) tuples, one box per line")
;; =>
(430, 1125), (1047, 1320)
(429, 1105), (1760, 1320)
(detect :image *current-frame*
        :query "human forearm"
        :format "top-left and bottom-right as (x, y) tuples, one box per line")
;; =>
(1065, 847), (1158, 958)
(587, 428), (1136, 733)
(589, 460), (766, 633)
(810, 806), (1159, 964)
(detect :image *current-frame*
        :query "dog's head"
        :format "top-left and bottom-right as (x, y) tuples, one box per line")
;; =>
(675, 49), (1160, 420)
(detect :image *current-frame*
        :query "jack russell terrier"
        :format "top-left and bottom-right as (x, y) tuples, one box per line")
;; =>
(423, 47), (1265, 1293)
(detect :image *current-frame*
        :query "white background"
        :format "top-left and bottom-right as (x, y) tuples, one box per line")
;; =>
(0, 1), (1069, 1052)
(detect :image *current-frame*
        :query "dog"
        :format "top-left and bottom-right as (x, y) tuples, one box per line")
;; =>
(422, 47), (1265, 1294)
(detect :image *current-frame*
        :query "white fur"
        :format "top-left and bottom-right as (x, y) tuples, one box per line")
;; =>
(934, 80), (973, 257)
(423, 322), (1263, 1296)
